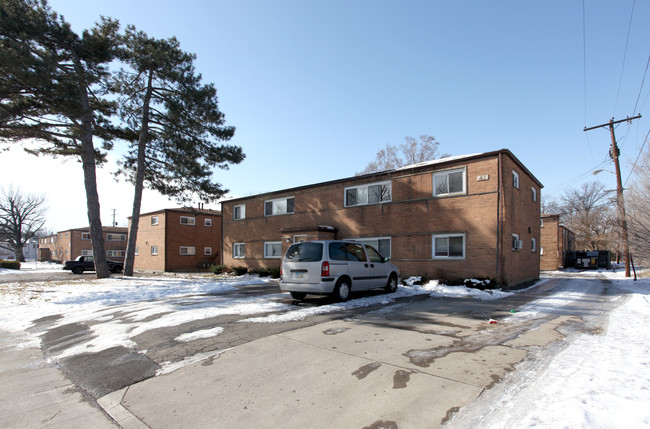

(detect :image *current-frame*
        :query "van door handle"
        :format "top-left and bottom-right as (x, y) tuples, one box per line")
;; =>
(364, 263), (369, 267)
(370, 264), (375, 268)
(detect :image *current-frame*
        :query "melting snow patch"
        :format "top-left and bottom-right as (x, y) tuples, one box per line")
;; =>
(175, 327), (225, 342)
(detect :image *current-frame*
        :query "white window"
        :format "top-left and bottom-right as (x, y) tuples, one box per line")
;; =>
(204, 247), (212, 255)
(233, 205), (246, 220)
(432, 234), (465, 259)
(205, 218), (212, 227)
(107, 250), (125, 257)
(513, 170), (520, 189)
(81, 249), (93, 256)
(540, 219), (544, 227)
(512, 234), (522, 250)
(264, 241), (283, 258)
(264, 197), (294, 216)
(180, 246), (195, 255)
(151, 216), (159, 226)
(433, 168), (466, 197)
(81, 232), (90, 240)
(540, 247), (544, 256)
(233, 243), (245, 258)
(350, 237), (391, 258)
(107, 234), (126, 241)
(345, 181), (391, 207)
(151, 246), (158, 256)
(531, 238), (537, 252)
(135, 247), (139, 256)
(180, 216), (195, 225)
(531, 187), (537, 202)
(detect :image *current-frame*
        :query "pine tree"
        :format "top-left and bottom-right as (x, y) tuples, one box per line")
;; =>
(112, 27), (243, 276)
(0, 0), (123, 278)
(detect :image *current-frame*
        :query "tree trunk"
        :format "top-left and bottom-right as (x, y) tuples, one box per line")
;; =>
(12, 243), (25, 262)
(124, 70), (154, 276)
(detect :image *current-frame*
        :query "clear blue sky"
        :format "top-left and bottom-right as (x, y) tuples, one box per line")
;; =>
(3, 0), (650, 230)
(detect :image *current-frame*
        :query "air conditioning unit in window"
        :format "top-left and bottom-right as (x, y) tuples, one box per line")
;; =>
(514, 240), (523, 250)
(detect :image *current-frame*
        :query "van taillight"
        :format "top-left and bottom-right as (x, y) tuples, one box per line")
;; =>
(280, 264), (283, 278)
(321, 261), (330, 277)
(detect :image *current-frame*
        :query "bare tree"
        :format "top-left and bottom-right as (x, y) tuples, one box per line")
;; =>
(0, 187), (47, 262)
(560, 182), (616, 251)
(626, 146), (650, 265)
(357, 135), (448, 175)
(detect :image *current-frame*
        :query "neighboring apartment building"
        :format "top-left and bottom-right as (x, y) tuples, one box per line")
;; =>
(38, 226), (128, 262)
(131, 208), (221, 272)
(222, 149), (542, 288)
(540, 214), (575, 271)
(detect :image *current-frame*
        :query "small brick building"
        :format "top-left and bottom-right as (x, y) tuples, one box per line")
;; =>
(221, 149), (542, 289)
(38, 226), (128, 262)
(540, 214), (575, 271)
(130, 207), (221, 272)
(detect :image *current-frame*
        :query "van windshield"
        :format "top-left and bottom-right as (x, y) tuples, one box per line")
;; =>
(284, 243), (323, 262)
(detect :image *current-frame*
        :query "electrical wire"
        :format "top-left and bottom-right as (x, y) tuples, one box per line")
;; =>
(613, 0), (637, 117)
(633, 54), (650, 115)
(543, 157), (612, 199)
(624, 127), (650, 186)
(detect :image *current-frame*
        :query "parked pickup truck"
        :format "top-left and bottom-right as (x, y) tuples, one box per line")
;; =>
(63, 256), (123, 274)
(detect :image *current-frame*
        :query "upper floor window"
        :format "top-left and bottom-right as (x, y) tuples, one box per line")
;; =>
(81, 232), (90, 240)
(180, 216), (195, 225)
(432, 233), (465, 259)
(345, 181), (391, 207)
(433, 168), (466, 197)
(205, 218), (212, 227)
(265, 197), (294, 216)
(531, 186), (537, 202)
(531, 238), (537, 252)
(204, 247), (212, 255)
(151, 216), (159, 226)
(180, 246), (195, 255)
(233, 204), (246, 220)
(513, 171), (520, 189)
(512, 233), (522, 250)
(107, 234), (126, 241)
(151, 246), (159, 255)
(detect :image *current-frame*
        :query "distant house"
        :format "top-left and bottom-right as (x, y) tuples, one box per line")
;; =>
(540, 214), (575, 271)
(130, 208), (221, 272)
(38, 226), (128, 262)
(221, 149), (542, 289)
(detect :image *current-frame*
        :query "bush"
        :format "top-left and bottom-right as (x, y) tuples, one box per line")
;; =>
(256, 267), (271, 277)
(266, 266), (281, 279)
(0, 260), (21, 270)
(211, 264), (228, 275)
(230, 265), (248, 276)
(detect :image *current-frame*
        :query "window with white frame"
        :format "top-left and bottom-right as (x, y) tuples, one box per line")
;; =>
(513, 170), (520, 189)
(432, 234), (465, 258)
(81, 232), (90, 240)
(264, 241), (283, 258)
(233, 243), (245, 258)
(81, 249), (93, 256)
(204, 247), (212, 255)
(433, 168), (466, 197)
(135, 247), (139, 255)
(151, 246), (158, 256)
(107, 234), (126, 241)
(345, 181), (391, 207)
(350, 237), (391, 258)
(107, 250), (125, 257)
(512, 234), (522, 250)
(233, 204), (246, 220)
(204, 218), (212, 227)
(151, 216), (159, 226)
(531, 238), (536, 252)
(264, 197), (294, 216)
(180, 216), (196, 225)
(180, 246), (195, 255)
(531, 186), (537, 202)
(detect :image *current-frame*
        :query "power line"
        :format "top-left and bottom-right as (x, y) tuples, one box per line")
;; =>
(633, 53), (650, 115)
(613, 0), (637, 117)
(624, 127), (650, 186)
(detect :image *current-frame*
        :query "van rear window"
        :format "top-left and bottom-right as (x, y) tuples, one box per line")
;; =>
(284, 243), (323, 262)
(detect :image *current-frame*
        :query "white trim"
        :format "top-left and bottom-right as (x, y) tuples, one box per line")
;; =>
(432, 233), (466, 259)
(264, 241), (283, 258)
(107, 250), (125, 257)
(81, 232), (90, 240)
(531, 238), (537, 252)
(233, 204), (246, 220)
(204, 218), (212, 227)
(233, 242), (245, 259)
(513, 170), (520, 189)
(344, 181), (392, 207)
(151, 246), (159, 256)
(512, 234), (522, 250)
(347, 236), (392, 258)
(151, 216), (159, 226)
(531, 186), (537, 202)
(81, 249), (93, 256)
(433, 167), (467, 197)
(204, 247), (212, 255)
(180, 246), (195, 256)
(264, 197), (295, 216)
(180, 216), (196, 225)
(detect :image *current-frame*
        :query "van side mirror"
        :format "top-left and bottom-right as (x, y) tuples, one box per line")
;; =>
(383, 257), (390, 263)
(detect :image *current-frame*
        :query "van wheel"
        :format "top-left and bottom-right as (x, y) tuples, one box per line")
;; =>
(333, 279), (351, 302)
(385, 274), (398, 293)
(290, 291), (307, 300)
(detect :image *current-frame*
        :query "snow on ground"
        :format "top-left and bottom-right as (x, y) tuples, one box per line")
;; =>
(1, 264), (649, 427)
(0, 260), (62, 274)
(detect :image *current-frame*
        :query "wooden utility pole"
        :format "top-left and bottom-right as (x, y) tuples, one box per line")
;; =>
(584, 114), (641, 277)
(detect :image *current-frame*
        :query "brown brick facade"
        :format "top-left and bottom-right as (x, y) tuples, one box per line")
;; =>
(131, 208), (221, 272)
(540, 214), (575, 271)
(222, 150), (542, 289)
(38, 227), (128, 262)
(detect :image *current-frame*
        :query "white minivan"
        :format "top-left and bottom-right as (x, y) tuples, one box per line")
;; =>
(280, 240), (400, 301)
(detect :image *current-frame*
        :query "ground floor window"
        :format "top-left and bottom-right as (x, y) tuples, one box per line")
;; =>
(350, 237), (391, 258)
(81, 249), (93, 256)
(107, 250), (125, 257)
(180, 246), (196, 256)
(151, 246), (158, 256)
(264, 241), (282, 258)
(432, 234), (465, 259)
(204, 247), (212, 255)
(233, 243), (245, 258)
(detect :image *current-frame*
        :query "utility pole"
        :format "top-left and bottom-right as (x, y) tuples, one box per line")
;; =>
(584, 114), (641, 278)
(112, 209), (117, 227)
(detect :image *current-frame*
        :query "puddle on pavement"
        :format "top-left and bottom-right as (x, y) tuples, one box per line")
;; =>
(362, 420), (398, 429)
(352, 362), (381, 379)
(392, 369), (414, 389)
(323, 327), (349, 335)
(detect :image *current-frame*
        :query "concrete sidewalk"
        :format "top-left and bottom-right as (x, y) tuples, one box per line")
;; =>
(97, 298), (559, 429)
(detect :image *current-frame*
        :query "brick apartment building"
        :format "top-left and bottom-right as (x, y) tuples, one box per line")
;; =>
(540, 214), (575, 271)
(38, 226), (128, 262)
(221, 149), (542, 288)
(130, 208), (221, 272)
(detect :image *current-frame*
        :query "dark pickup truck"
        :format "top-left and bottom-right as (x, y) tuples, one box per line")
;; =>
(63, 256), (123, 274)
